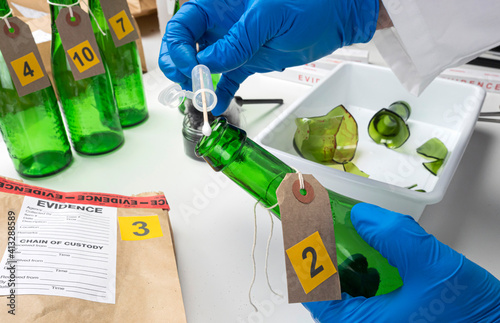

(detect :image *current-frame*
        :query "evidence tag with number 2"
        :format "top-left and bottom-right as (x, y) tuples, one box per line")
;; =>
(99, 0), (139, 47)
(0, 17), (51, 97)
(277, 173), (341, 303)
(55, 7), (105, 81)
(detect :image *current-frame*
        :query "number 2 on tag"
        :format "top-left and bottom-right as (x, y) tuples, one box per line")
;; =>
(286, 231), (337, 294)
(67, 40), (100, 73)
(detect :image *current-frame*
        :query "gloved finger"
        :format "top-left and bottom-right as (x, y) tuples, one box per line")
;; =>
(211, 68), (253, 116)
(158, 38), (190, 86)
(197, 3), (281, 73)
(165, 2), (210, 78)
(350, 203), (462, 280)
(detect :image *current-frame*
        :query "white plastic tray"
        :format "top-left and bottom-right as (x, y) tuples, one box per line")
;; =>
(255, 63), (485, 220)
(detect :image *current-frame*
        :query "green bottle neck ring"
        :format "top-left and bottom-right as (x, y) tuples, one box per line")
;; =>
(368, 101), (411, 149)
(195, 117), (246, 172)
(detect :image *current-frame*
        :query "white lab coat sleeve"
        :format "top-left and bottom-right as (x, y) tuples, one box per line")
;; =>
(375, 0), (500, 96)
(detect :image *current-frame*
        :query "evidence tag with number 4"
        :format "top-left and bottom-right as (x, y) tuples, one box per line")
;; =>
(277, 173), (341, 303)
(99, 0), (139, 47)
(0, 17), (51, 97)
(55, 7), (105, 81)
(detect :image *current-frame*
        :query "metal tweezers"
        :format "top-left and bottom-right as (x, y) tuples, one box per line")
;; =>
(478, 112), (500, 123)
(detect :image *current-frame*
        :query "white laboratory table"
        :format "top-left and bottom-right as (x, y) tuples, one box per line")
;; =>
(2, 38), (500, 322)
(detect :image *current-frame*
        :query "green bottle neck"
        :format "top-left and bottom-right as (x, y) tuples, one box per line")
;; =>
(174, 0), (181, 14)
(0, 0), (12, 17)
(387, 101), (411, 122)
(87, 0), (109, 35)
(49, 0), (80, 32)
(196, 118), (295, 214)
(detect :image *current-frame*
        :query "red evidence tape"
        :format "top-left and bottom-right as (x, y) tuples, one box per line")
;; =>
(0, 177), (169, 210)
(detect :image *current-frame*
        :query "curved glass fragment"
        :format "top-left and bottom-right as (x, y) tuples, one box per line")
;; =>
(294, 105), (358, 164)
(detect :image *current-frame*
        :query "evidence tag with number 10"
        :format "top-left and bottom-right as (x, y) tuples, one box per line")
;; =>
(277, 173), (341, 303)
(55, 7), (105, 81)
(0, 17), (51, 97)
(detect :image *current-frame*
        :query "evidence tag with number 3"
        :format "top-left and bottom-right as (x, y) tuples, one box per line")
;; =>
(99, 0), (139, 47)
(277, 173), (341, 303)
(0, 17), (51, 97)
(55, 7), (105, 81)
(118, 215), (163, 241)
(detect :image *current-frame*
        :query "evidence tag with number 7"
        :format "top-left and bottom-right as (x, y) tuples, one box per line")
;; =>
(55, 7), (105, 81)
(99, 0), (139, 47)
(0, 17), (51, 97)
(277, 173), (341, 303)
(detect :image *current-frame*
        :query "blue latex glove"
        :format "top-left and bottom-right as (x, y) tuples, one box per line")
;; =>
(159, 0), (379, 115)
(304, 203), (500, 322)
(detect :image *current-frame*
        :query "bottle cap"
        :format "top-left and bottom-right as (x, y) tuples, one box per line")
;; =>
(158, 83), (186, 108)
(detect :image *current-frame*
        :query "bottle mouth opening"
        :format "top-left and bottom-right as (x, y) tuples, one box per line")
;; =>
(195, 117), (247, 171)
(195, 117), (228, 159)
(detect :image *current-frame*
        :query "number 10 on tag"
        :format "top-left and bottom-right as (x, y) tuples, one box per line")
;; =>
(67, 40), (100, 73)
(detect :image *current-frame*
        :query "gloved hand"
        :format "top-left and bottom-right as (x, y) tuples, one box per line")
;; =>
(304, 203), (500, 322)
(159, 0), (379, 115)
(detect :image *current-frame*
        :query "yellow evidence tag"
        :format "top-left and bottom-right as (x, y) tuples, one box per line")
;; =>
(118, 215), (163, 241)
(286, 231), (337, 294)
(11, 52), (45, 86)
(67, 40), (100, 73)
(109, 10), (135, 40)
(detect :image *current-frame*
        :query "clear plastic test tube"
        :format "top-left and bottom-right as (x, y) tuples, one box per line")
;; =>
(191, 64), (217, 112)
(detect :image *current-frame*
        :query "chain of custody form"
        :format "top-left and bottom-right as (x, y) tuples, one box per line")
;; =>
(0, 196), (117, 304)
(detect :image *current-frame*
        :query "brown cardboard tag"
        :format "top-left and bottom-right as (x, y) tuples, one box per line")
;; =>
(100, 0), (140, 47)
(277, 173), (341, 303)
(55, 7), (105, 81)
(0, 17), (51, 97)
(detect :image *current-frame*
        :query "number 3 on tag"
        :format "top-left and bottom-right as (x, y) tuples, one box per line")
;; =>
(11, 52), (45, 86)
(67, 40), (100, 73)
(118, 215), (163, 241)
(286, 231), (337, 294)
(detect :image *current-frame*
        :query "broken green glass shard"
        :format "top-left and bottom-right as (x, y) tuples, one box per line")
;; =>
(417, 138), (448, 176)
(293, 105), (358, 164)
(417, 137), (448, 160)
(423, 159), (444, 176)
(406, 184), (426, 192)
(368, 101), (411, 149)
(343, 162), (369, 178)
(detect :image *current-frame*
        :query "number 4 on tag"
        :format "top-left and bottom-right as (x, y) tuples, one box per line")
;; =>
(11, 52), (45, 86)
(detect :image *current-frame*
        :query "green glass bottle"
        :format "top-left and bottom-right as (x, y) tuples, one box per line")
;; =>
(0, 1), (72, 177)
(196, 118), (403, 298)
(50, 0), (124, 155)
(89, 0), (148, 127)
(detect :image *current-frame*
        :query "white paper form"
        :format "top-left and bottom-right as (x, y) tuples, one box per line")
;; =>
(0, 196), (117, 304)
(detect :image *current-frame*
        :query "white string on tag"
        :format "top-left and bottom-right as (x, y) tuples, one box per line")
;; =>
(47, 0), (107, 36)
(0, 8), (13, 30)
(291, 166), (305, 190)
(249, 200), (283, 312)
